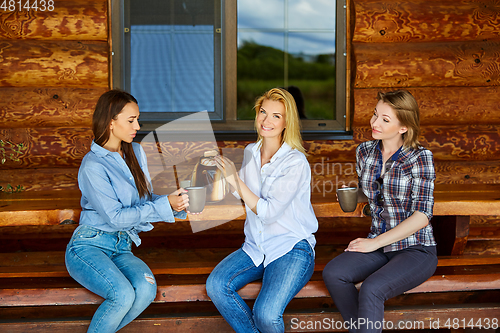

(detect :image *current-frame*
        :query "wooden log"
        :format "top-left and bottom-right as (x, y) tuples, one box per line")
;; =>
(0, 87), (105, 128)
(471, 215), (500, 226)
(434, 160), (500, 184)
(0, 40), (108, 87)
(0, 167), (80, 192)
(0, 127), (92, 169)
(354, 41), (500, 88)
(465, 239), (500, 255)
(311, 160), (500, 185)
(354, 126), (500, 161)
(353, 0), (500, 43)
(0, 0), (108, 41)
(468, 226), (500, 240)
(6, 156), (498, 194)
(353, 86), (500, 126)
(3, 152), (499, 194)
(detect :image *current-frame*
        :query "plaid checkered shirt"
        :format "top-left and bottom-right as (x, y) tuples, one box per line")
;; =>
(356, 140), (437, 252)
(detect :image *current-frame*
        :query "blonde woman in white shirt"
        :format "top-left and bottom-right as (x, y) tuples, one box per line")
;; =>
(206, 88), (318, 333)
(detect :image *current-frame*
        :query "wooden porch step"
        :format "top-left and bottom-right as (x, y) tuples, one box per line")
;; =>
(2, 245), (500, 279)
(1, 265), (499, 307)
(0, 303), (499, 332)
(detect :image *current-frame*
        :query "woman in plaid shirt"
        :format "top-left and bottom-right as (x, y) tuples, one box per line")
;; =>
(322, 90), (438, 333)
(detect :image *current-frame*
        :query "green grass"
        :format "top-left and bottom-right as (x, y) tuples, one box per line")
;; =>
(237, 79), (335, 120)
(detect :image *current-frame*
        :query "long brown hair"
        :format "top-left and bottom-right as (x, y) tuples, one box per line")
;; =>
(377, 90), (421, 149)
(93, 90), (151, 198)
(253, 88), (306, 155)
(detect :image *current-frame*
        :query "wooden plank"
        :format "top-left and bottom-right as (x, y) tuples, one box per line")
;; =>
(0, 0), (108, 41)
(0, 40), (108, 88)
(2, 266), (499, 306)
(1, 290), (498, 321)
(353, 41), (500, 88)
(1, 305), (499, 333)
(353, 0), (500, 43)
(354, 126), (500, 161)
(469, 226), (500, 240)
(284, 305), (500, 332)
(353, 86), (500, 126)
(0, 127), (92, 169)
(0, 87), (105, 128)
(2, 245), (500, 279)
(2, 184), (500, 226)
(465, 240), (500, 255)
(471, 215), (500, 226)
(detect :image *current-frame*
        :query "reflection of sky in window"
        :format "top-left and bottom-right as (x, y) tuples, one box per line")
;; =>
(238, 0), (336, 56)
(238, 0), (284, 29)
(131, 25), (214, 112)
(288, 0), (335, 30)
(238, 0), (335, 30)
(288, 33), (335, 55)
(238, 32), (284, 51)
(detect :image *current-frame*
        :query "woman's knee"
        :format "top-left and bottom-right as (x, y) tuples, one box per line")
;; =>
(206, 270), (228, 301)
(253, 305), (282, 333)
(133, 272), (157, 304)
(322, 258), (350, 285)
(358, 279), (387, 304)
(110, 281), (136, 310)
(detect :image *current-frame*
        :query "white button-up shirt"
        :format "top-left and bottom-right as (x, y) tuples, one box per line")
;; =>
(236, 142), (318, 267)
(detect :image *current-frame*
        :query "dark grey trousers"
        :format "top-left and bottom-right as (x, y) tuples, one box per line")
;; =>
(322, 245), (437, 333)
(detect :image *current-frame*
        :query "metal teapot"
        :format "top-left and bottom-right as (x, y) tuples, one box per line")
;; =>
(190, 150), (230, 202)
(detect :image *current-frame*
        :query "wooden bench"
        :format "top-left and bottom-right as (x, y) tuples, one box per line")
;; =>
(1, 184), (500, 332)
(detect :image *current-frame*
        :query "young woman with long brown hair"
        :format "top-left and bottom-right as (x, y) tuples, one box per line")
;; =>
(65, 90), (188, 333)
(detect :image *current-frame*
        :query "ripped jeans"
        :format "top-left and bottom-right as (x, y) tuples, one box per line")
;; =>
(65, 225), (157, 333)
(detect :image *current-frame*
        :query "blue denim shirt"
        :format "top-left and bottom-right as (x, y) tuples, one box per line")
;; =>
(77, 141), (186, 246)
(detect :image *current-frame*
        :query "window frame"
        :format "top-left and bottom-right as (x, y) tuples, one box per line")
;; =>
(110, 0), (351, 138)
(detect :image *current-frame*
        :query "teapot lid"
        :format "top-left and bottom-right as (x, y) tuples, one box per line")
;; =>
(203, 150), (219, 157)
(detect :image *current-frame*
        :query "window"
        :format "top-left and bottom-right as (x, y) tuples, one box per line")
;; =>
(111, 0), (347, 135)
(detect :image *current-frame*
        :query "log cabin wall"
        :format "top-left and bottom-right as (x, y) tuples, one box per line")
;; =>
(0, 0), (108, 191)
(351, 0), (500, 185)
(1, 0), (500, 193)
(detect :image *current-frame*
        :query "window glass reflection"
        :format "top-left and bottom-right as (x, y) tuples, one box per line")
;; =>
(288, 0), (335, 30)
(237, 0), (285, 29)
(237, 0), (336, 120)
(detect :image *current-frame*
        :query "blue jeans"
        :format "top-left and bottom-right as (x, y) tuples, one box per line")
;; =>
(206, 240), (315, 333)
(322, 245), (437, 333)
(65, 225), (157, 333)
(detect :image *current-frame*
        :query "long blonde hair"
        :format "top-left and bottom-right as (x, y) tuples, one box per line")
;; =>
(254, 88), (306, 155)
(377, 90), (421, 149)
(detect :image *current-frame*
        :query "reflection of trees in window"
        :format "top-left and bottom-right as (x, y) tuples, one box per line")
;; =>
(237, 41), (336, 120)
